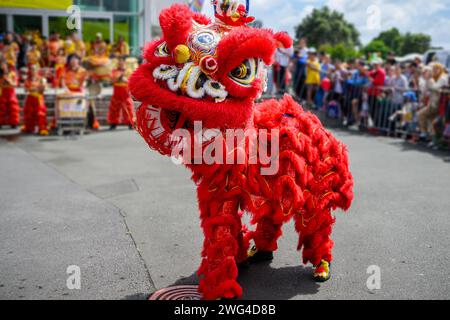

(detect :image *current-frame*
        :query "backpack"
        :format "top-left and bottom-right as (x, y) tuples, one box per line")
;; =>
(326, 101), (340, 119)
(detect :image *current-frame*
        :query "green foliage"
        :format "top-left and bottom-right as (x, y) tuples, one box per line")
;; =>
(362, 40), (391, 59)
(318, 44), (361, 61)
(48, 17), (74, 39)
(295, 6), (360, 49)
(374, 28), (403, 53)
(295, 7), (432, 61)
(82, 20), (110, 42)
(364, 27), (432, 57)
(400, 33), (431, 55)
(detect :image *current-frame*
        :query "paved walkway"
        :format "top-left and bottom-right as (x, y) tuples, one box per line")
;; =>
(0, 138), (153, 300)
(1, 126), (449, 299)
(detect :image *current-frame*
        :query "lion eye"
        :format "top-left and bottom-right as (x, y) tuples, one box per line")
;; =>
(155, 42), (170, 57)
(229, 58), (257, 86)
(231, 63), (248, 79)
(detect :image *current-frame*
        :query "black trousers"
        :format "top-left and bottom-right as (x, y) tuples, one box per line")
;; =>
(276, 66), (287, 94)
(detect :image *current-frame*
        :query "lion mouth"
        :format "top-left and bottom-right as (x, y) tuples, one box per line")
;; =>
(152, 63), (228, 103)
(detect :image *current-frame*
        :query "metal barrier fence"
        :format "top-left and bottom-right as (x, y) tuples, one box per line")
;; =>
(269, 65), (450, 140)
(16, 92), (112, 126)
(12, 68), (450, 142)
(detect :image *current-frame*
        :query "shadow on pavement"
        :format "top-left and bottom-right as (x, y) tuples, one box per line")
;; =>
(172, 262), (319, 300)
(386, 139), (450, 162)
(0, 126), (134, 143)
(310, 107), (450, 162)
(331, 127), (450, 162)
(122, 293), (151, 300)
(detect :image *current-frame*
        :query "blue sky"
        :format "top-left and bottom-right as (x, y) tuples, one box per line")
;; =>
(202, 0), (450, 49)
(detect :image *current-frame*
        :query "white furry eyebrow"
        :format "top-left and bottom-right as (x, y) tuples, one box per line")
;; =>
(204, 80), (228, 99)
(153, 62), (229, 102)
(167, 62), (194, 92)
(186, 66), (206, 99)
(153, 65), (178, 80)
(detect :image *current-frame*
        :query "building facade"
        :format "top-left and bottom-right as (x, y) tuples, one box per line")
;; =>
(0, 0), (187, 56)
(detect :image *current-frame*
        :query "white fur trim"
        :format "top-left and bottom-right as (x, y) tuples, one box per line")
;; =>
(185, 66), (206, 99)
(153, 61), (229, 101)
(204, 80), (228, 99)
(153, 65), (178, 81)
(167, 62), (194, 92)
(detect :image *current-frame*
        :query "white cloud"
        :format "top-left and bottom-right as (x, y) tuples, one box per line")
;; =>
(200, 0), (449, 48)
(325, 0), (449, 47)
(250, 0), (316, 35)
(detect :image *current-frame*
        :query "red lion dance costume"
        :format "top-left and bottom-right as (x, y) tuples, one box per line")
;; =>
(130, 1), (353, 300)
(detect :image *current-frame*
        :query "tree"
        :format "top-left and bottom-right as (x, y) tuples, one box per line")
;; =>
(368, 29), (432, 56)
(400, 33), (431, 55)
(362, 40), (390, 59)
(295, 6), (360, 49)
(374, 28), (403, 53)
(319, 43), (361, 61)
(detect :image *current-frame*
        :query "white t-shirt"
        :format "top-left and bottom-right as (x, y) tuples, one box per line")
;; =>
(275, 47), (294, 68)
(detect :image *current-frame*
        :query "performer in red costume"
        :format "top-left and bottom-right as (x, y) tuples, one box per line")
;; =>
(108, 57), (134, 130)
(53, 48), (66, 88)
(0, 61), (20, 129)
(130, 0), (354, 300)
(63, 54), (87, 94)
(22, 65), (49, 136)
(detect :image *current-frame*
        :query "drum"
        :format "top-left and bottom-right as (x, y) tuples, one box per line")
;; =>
(87, 81), (102, 97)
(83, 55), (113, 82)
(125, 57), (139, 73)
(55, 92), (87, 119)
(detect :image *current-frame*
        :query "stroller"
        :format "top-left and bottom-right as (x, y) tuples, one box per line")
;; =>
(388, 91), (419, 138)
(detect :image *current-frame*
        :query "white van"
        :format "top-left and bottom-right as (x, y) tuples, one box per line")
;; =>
(423, 50), (450, 69)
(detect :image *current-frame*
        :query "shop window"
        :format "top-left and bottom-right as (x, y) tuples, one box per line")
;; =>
(113, 15), (139, 55)
(74, 0), (101, 11)
(13, 15), (42, 35)
(49, 16), (75, 39)
(0, 15), (6, 33)
(82, 18), (111, 49)
(104, 0), (139, 13)
(74, 0), (140, 12)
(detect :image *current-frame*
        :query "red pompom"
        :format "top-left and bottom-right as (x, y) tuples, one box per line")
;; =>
(200, 55), (218, 75)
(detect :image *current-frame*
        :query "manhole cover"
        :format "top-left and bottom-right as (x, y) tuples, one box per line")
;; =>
(149, 285), (202, 300)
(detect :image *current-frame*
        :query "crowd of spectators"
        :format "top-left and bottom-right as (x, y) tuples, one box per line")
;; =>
(2, 30), (449, 149)
(0, 30), (131, 89)
(0, 30), (135, 134)
(272, 38), (450, 150)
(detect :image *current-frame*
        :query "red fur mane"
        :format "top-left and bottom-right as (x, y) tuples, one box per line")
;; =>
(130, 2), (353, 301)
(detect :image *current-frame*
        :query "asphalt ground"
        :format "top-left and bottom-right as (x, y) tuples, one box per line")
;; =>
(0, 125), (449, 300)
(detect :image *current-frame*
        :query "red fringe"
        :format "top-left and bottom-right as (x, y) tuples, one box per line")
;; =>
(131, 4), (354, 299)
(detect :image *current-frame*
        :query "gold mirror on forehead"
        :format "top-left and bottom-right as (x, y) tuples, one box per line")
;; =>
(188, 26), (221, 62)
